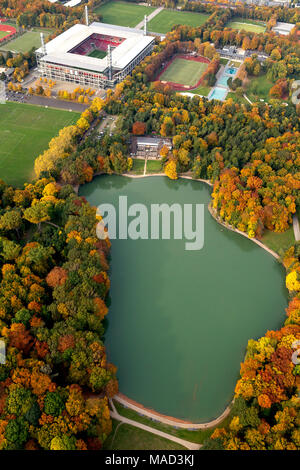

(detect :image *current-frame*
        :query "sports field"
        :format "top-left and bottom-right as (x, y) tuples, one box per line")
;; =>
(160, 58), (208, 88)
(147, 10), (209, 34)
(0, 31), (10, 40)
(226, 18), (266, 33)
(0, 29), (50, 53)
(88, 49), (107, 59)
(0, 102), (79, 187)
(93, 1), (155, 27)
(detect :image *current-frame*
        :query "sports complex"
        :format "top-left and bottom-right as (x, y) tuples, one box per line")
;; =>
(36, 21), (155, 88)
(0, 22), (16, 43)
(157, 54), (210, 91)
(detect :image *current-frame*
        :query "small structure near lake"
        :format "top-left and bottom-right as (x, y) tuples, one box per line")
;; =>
(131, 136), (172, 159)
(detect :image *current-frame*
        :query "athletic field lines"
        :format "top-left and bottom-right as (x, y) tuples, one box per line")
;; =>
(93, 1), (155, 28)
(147, 10), (209, 34)
(0, 31), (9, 39)
(159, 57), (208, 88)
(226, 20), (266, 34)
(0, 102), (79, 187)
(0, 30), (51, 53)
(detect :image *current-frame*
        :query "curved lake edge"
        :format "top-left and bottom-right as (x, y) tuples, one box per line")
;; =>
(79, 172), (285, 429)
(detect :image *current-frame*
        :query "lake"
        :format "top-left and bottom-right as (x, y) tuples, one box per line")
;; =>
(79, 175), (287, 422)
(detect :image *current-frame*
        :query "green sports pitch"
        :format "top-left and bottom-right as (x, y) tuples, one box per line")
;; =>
(0, 102), (79, 188)
(93, 1), (155, 28)
(226, 19), (266, 34)
(160, 58), (208, 88)
(147, 10), (209, 34)
(0, 29), (51, 53)
(0, 31), (11, 40)
(88, 49), (107, 59)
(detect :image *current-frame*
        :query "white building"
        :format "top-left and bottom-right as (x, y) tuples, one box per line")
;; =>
(272, 22), (295, 36)
(36, 22), (155, 88)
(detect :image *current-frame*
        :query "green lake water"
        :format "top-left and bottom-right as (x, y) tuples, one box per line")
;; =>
(79, 175), (287, 422)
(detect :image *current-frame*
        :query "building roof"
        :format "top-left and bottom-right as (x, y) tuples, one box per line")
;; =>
(272, 22), (295, 36)
(37, 22), (154, 73)
(137, 137), (172, 147)
(65, 0), (82, 6)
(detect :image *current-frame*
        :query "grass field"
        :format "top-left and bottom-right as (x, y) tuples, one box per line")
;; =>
(160, 58), (208, 87)
(103, 420), (185, 450)
(88, 49), (107, 59)
(0, 102), (79, 187)
(147, 159), (162, 173)
(220, 58), (229, 66)
(261, 227), (295, 257)
(1, 21), (17, 27)
(246, 73), (274, 102)
(0, 29), (50, 52)
(0, 31), (10, 40)
(148, 10), (209, 34)
(113, 401), (232, 445)
(226, 18), (266, 34)
(190, 85), (211, 96)
(93, 1), (155, 28)
(130, 158), (145, 175)
(226, 92), (248, 105)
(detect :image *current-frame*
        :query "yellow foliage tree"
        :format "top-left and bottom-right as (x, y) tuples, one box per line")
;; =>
(164, 159), (178, 180)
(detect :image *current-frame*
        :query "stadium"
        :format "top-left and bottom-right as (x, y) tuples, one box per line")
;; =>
(36, 20), (155, 88)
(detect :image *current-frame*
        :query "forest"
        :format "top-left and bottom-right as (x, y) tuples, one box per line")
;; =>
(0, 0), (299, 450)
(0, 176), (118, 449)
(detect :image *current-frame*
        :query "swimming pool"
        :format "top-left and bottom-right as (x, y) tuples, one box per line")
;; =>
(218, 76), (229, 87)
(209, 86), (227, 101)
(226, 67), (238, 75)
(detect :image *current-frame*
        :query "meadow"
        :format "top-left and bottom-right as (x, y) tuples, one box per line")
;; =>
(93, 1), (155, 28)
(246, 73), (274, 102)
(148, 9), (209, 34)
(0, 102), (79, 187)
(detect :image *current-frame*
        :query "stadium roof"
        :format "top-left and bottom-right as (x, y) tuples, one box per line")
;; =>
(36, 22), (154, 73)
(65, 0), (82, 6)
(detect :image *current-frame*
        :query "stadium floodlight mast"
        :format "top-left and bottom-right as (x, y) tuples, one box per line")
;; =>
(40, 32), (47, 56)
(85, 5), (89, 27)
(107, 45), (112, 80)
(0, 81), (6, 104)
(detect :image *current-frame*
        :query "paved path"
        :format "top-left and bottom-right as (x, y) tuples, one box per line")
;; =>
(114, 393), (231, 429)
(208, 204), (279, 260)
(293, 214), (300, 242)
(135, 6), (164, 29)
(109, 400), (201, 450)
(243, 94), (253, 105)
(27, 95), (88, 112)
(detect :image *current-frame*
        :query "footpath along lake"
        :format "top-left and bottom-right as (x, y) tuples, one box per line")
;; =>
(80, 175), (287, 422)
